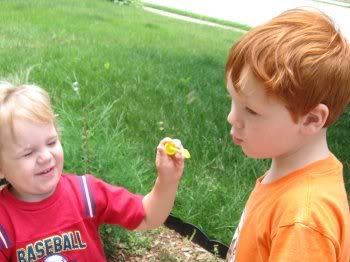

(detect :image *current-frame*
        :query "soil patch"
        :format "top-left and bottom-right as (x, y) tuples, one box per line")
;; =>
(109, 226), (225, 261)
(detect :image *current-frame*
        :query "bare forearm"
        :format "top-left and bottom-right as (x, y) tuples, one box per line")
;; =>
(135, 137), (185, 230)
(136, 177), (179, 230)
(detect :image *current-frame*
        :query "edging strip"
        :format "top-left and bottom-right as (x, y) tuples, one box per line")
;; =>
(165, 214), (229, 259)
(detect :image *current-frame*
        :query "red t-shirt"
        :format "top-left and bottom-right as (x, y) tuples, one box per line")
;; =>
(0, 174), (145, 261)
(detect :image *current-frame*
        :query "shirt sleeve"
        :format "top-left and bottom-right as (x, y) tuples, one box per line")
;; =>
(0, 250), (8, 261)
(270, 222), (337, 261)
(86, 175), (145, 230)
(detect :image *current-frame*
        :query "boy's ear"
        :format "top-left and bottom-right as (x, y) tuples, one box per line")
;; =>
(300, 104), (329, 135)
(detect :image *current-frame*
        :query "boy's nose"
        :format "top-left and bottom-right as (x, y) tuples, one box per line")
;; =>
(227, 109), (244, 129)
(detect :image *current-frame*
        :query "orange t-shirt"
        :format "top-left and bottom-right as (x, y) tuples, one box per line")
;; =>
(227, 155), (350, 262)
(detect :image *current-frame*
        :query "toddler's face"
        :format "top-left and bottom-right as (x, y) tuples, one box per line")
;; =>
(226, 66), (303, 159)
(0, 118), (64, 202)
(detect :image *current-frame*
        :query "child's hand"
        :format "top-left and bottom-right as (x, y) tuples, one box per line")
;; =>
(156, 137), (187, 184)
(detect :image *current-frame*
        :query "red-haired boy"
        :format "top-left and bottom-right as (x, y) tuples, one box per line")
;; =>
(225, 8), (350, 261)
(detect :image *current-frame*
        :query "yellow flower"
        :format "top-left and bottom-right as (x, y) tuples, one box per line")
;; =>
(164, 140), (190, 159)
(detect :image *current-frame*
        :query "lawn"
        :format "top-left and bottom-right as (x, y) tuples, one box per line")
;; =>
(0, 0), (349, 254)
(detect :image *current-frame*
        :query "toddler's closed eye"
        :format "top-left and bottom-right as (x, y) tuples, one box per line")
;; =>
(23, 151), (33, 158)
(48, 140), (57, 146)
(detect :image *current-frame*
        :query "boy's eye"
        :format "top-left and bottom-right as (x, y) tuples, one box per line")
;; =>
(245, 107), (258, 115)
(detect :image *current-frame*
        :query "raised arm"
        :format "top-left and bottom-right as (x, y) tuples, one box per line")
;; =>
(136, 138), (185, 230)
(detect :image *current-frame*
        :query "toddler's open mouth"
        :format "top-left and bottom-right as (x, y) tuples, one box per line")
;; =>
(37, 166), (54, 176)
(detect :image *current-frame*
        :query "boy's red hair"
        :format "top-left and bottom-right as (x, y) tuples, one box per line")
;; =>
(226, 8), (350, 126)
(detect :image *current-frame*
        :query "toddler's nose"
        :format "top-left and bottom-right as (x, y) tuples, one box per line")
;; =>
(37, 149), (52, 164)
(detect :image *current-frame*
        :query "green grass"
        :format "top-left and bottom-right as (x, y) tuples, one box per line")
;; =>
(143, 3), (251, 31)
(0, 0), (349, 253)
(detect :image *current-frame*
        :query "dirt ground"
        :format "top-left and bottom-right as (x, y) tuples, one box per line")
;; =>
(109, 226), (225, 262)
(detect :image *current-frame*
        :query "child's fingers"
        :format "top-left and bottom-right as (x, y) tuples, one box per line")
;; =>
(172, 138), (182, 148)
(156, 145), (168, 159)
(159, 137), (173, 146)
(156, 138), (170, 155)
(159, 137), (183, 150)
(157, 137), (190, 159)
(157, 145), (183, 163)
(175, 152), (185, 162)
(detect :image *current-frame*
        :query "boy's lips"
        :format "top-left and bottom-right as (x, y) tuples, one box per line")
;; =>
(233, 136), (243, 145)
(231, 132), (243, 145)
